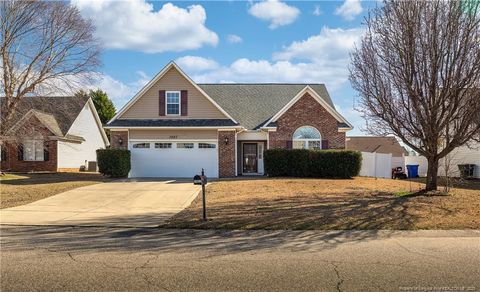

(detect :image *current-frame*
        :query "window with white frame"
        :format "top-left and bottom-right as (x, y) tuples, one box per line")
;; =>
(24, 140), (44, 161)
(198, 143), (216, 149)
(166, 91), (180, 115)
(133, 142), (150, 148)
(155, 142), (172, 149)
(177, 142), (194, 149)
(292, 126), (322, 150)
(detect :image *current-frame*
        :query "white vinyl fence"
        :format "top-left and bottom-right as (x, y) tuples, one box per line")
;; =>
(360, 152), (392, 178)
(360, 147), (479, 179)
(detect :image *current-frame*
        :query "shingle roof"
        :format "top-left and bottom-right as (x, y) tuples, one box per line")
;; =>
(30, 110), (63, 137)
(1, 95), (89, 136)
(198, 84), (334, 130)
(107, 119), (238, 127)
(346, 136), (409, 157)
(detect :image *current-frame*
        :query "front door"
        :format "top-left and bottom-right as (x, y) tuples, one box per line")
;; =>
(243, 143), (258, 173)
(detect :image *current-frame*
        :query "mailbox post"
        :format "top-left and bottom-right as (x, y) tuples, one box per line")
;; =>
(201, 169), (207, 220)
(193, 169), (207, 221)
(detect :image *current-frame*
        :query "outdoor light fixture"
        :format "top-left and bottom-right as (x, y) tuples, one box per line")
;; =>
(224, 137), (229, 145)
(118, 137), (123, 145)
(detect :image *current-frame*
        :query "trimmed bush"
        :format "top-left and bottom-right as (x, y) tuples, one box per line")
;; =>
(264, 149), (362, 178)
(96, 149), (131, 178)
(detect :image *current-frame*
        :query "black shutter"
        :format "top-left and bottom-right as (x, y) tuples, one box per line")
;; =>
(1, 146), (7, 161)
(286, 140), (293, 149)
(17, 144), (24, 161)
(159, 90), (166, 116)
(321, 139), (329, 149)
(181, 90), (188, 116)
(44, 142), (49, 161)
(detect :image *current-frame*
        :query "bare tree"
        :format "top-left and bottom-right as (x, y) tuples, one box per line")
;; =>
(0, 0), (101, 129)
(350, 0), (480, 191)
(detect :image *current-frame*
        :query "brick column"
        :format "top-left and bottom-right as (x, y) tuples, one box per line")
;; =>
(218, 130), (236, 177)
(110, 131), (128, 149)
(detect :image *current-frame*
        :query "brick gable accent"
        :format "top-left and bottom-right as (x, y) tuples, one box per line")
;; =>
(268, 93), (346, 149)
(0, 119), (58, 172)
(110, 131), (128, 149)
(218, 130), (236, 177)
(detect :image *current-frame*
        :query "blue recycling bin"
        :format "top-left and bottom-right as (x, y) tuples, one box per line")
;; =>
(406, 164), (419, 178)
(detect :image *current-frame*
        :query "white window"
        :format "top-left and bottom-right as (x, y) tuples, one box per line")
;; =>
(133, 142), (150, 148)
(24, 140), (44, 161)
(292, 126), (322, 150)
(177, 142), (194, 149)
(166, 91), (180, 115)
(198, 143), (216, 149)
(155, 143), (172, 149)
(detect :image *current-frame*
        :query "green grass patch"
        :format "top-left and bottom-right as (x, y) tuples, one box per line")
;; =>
(0, 173), (27, 181)
(394, 190), (416, 197)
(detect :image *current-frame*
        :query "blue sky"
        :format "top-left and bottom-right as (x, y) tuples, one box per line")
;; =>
(73, 0), (378, 135)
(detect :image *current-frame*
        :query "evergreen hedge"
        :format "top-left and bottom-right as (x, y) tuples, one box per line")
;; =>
(264, 149), (362, 178)
(96, 149), (131, 178)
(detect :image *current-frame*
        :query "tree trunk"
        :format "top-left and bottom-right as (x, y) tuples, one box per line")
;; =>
(425, 157), (439, 191)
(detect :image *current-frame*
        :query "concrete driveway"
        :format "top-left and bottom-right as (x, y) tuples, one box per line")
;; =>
(0, 180), (200, 227)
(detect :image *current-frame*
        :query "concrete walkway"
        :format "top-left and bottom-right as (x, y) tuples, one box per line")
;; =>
(0, 180), (200, 227)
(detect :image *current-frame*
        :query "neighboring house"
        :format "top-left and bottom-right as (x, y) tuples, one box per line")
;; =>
(0, 95), (109, 172)
(105, 62), (353, 178)
(346, 136), (408, 169)
(405, 142), (480, 178)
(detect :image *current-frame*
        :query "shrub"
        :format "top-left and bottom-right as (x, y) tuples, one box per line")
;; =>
(96, 149), (131, 178)
(264, 149), (362, 178)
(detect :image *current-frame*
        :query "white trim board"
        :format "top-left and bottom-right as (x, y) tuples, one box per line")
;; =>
(262, 86), (354, 130)
(108, 61), (238, 124)
(104, 126), (243, 130)
(165, 90), (181, 116)
(129, 139), (218, 142)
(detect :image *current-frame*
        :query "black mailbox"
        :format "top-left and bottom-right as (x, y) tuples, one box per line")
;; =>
(193, 169), (207, 185)
(193, 174), (202, 185)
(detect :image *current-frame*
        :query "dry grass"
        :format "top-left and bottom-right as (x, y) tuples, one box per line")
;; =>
(164, 177), (480, 230)
(0, 172), (112, 209)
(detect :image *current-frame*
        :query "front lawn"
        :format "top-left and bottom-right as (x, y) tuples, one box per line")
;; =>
(163, 177), (480, 230)
(0, 173), (112, 209)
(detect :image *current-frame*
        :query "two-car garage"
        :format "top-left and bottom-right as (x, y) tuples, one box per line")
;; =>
(129, 140), (219, 178)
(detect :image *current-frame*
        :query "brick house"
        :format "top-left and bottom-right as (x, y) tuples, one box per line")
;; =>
(1, 95), (109, 172)
(105, 62), (353, 178)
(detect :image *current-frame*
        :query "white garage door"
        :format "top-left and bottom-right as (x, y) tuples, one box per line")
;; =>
(129, 141), (219, 178)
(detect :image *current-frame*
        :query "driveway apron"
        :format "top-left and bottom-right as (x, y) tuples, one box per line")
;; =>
(0, 180), (200, 227)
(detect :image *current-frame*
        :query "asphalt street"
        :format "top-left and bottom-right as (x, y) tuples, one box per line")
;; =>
(1, 227), (479, 291)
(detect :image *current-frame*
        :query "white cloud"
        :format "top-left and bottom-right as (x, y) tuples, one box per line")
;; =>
(180, 26), (363, 90)
(70, 71), (149, 108)
(313, 5), (322, 16)
(248, 0), (300, 29)
(72, 0), (218, 53)
(183, 58), (346, 90)
(335, 0), (363, 21)
(175, 56), (219, 72)
(273, 27), (364, 64)
(36, 71), (149, 109)
(227, 34), (243, 44)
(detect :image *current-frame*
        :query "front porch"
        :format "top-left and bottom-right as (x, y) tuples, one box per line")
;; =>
(236, 140), (267, 176)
